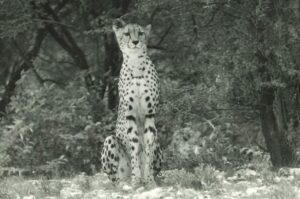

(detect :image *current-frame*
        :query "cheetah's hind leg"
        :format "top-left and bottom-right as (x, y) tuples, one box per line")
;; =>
(101, 135), (131, 186)
(153, 143), (163, 177)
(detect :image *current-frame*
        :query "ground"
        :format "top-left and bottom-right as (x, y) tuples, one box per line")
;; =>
(1, 167), (300, 199)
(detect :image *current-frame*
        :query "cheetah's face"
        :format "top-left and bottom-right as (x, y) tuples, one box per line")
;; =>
(113, 21), (151, 54)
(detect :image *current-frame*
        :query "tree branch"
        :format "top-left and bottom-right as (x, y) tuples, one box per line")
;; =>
(200, 3), (224, 28)
(33, 68), (65, 87)
(46, 25), (74, 56)
(0, 0), (71, 117)
(41, 2), (90, 70)
(156, 23), (173, 46)
(54, 0), (71, 13)
(33, 19), (79, 31)
(43, 3), (79, 49)
(147, 45), (167, 51)
(149, 6), (161, 24)
(191, 14), (198, 38)
(0, 28), (47, 117)
(12, 39), (65, 88)
(37, 54), (76, 66)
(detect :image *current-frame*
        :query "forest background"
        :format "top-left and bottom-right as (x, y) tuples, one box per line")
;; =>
(0, 0), (299, 179)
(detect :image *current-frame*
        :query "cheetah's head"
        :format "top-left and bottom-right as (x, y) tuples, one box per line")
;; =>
(113, 20), (151, 54)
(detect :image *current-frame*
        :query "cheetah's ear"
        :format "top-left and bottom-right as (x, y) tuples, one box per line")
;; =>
(144, 24), (151, 36)
(112, 19), (126, 33)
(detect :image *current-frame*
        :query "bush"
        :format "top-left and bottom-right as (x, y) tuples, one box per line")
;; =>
(160, 164), (223, 190)
(0, 70), (115, 175)
(163, 121), (246, 171)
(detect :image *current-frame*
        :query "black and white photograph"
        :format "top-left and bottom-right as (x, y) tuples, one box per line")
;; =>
(0, 0), (299, 198)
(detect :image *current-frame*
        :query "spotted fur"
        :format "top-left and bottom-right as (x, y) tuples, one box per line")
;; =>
(101, 21), (162, 188)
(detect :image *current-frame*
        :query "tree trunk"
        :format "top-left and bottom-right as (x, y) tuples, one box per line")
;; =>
(102, 0), (131, 110)
(38, 2), (95, 90)
(259, 86), (295, 167)
(0, 29), (47, 117)
(41, 3), (90, 70)
(255, 38), (295, 168)
(254, 0), (296, 167)
(103, 32), (121, 110)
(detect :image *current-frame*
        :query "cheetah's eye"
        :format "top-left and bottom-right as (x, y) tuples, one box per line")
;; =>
(138, 31), (144, 36)
(124, 32), (130, 36)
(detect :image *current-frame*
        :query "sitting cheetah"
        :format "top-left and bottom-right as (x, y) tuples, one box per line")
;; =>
(101, 20), (162, 187)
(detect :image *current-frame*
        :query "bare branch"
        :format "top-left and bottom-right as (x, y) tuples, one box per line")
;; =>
(206, 108), (258, 112)
(37, 55), (76, 66)
(41, 3), (90, 70)
(12, 39), (65, 88)
(156, 23), (173, 46)
(54, 0), (71, 13)
(191, 14), (198, 38)
(32, 67), (65, 87)
(147, 45), (167, 51)
(149, 6), (161, 24)
(200, 3), (225, 28)
(33, 19), (80, 31)
(203, 118), (216, 132)
(222, 10), (241, 19)
(46, 25), (74, 55)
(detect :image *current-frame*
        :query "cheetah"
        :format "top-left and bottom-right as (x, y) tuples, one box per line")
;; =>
(101, 20), (162, 188)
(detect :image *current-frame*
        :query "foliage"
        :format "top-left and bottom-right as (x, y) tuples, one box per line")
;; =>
(0, 70), (115, 175)
(160, 164), (222, 190)
(0, 0), (299, 177)
(162, 118), (268, 173)
(0, 0), (34, 39)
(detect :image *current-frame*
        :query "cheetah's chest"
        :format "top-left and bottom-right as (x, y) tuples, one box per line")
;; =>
(127, 77), (150, 120)
(120, 65), (158, 113)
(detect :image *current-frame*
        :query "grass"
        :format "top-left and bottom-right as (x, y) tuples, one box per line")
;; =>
(0, 164), (300, 199)
(0, 176), (57, 199)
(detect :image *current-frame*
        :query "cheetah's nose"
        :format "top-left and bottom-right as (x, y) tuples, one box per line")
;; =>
(132, 41), (139, 45)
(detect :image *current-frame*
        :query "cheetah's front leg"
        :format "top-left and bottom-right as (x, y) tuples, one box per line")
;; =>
(126, 115), (142, 187)
(143, 116), (157, 186)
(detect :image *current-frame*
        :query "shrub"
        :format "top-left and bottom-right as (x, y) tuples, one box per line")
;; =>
(160, 164), (222, 190)
(0, 70), (115, 175)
